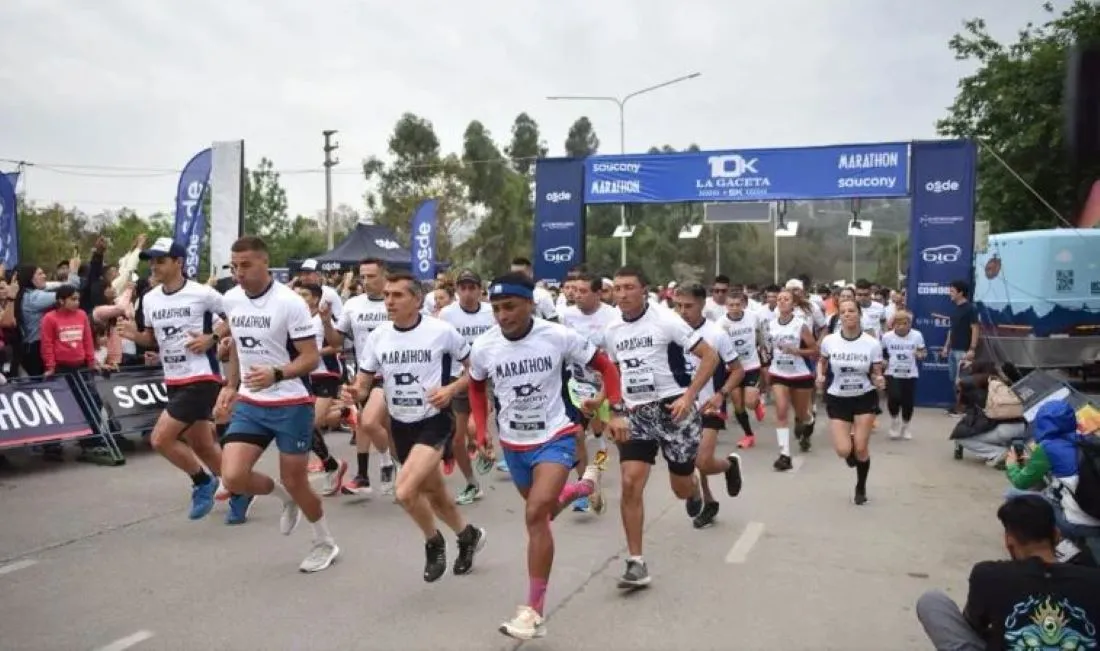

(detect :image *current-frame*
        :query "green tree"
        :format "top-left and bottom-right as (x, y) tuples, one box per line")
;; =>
(937, 0), (1100, 232)
(506, 112), (548, 176)
(15, 201), (88, 270)
(244, 157), (290, 240)
(364, 113), (471, 263)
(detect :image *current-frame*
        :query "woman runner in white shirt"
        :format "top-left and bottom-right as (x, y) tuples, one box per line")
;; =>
(816, 299), (886, 505)
(881, 310), (926, 440)
(764, 289), (818, 472)
(720, 292), (767, 448)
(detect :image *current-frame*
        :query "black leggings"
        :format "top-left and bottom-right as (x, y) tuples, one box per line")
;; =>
(886, 376), (916, 422)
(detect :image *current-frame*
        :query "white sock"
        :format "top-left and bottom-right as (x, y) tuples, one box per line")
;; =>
(628, 555), (644, 564)
(379, 451), (394, 467)
(776, 428), (791, 456)
(310, 514), (334, 543)
(271, 482), (292, 504)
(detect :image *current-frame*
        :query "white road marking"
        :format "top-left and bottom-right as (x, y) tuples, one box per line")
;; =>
(725, 521), (766, 564)
(0, 559), (37, 575)
(94, 630), (154, 651)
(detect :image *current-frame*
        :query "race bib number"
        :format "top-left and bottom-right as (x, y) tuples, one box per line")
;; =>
(570, 379), (598, 401)
(775, 354), (796, 370)
(389, 385), (427, 421)
(506, 408), (547, 441)
(624, 370), (657, 402)
(839, 380), (865, 393)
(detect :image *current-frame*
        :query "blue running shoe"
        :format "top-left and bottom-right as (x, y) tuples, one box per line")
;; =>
(189, 477), (217, 520)
(226, 494), (255, 525)
(496, 458), (509, 473)
(572, 496), (590, 513)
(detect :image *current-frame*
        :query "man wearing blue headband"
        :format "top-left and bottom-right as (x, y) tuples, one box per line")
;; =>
(468, 272), (628, 641)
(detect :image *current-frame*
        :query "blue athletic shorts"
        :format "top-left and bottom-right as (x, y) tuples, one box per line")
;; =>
(223, 401), (315, 455)
(502, 435), (577, 490)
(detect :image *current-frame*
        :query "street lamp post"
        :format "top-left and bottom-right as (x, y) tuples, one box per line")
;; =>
(547, 72), (702, 266)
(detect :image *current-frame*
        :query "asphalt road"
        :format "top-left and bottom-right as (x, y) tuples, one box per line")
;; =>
(0, 409), (1007, 651)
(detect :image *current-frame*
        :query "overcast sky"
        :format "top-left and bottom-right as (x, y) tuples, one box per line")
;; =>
(0, 0), (1066, 221)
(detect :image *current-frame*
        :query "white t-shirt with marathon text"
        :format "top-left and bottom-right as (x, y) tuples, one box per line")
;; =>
(562, 302), (619, 397)
(765, 315), (813, 379)
(140, 280), (225, 386)
(720, 311), (762, 371)
(820, 332), (883, 397)
(438, 302), (496, 345)
(337, 294), (389, 375)
(602, 306), (702, 408)
(468, 319), (595, 448)
(685, 319), (738, 408)
(882, 329), (926, 379)
(224, 281), (316, 406)
(360, 315), (470, 424)
(308, 313), (342, 378)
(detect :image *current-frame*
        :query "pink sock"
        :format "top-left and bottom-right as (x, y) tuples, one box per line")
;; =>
(528, 577), (549, 615)
(557, 480), (593, 505)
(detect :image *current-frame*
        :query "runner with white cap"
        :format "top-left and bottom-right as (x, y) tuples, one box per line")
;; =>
(295, 259), (344, 319)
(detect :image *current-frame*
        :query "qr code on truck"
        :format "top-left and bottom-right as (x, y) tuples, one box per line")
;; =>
(1056, 269), (1074, 292)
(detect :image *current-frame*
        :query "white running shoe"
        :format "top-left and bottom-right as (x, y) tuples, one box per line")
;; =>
(322, 459), (348, 497)
(901, 422), (913, 440)
(299, 539), (340, 573)
(889, 417), (901, 440)
(499, 605), (546, 640)
(280, 500), (302, 535)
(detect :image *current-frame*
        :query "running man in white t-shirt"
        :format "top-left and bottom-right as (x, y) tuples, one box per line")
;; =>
(216, 236), (339, 573)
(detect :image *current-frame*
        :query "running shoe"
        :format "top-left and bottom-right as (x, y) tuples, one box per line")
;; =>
(889, 416), (901, 440)
(442, 457), (455, 475)
(299, 540), (340, 573)
(280, 500), (302, 535)
(189, 476), (217, 520)
(773, 454), (793, 472)
(685, 495), (704, 518)
(572, 496), (591, 512)
(854, 487), (868, 506)
(379, 464), (396, 496)
(901, 422), (912, 440)
(225, 494), (255, 525)
(453, 525), (487, 575)
(617, 559), (651, 589)
(474, 451), (494, 476)
(692, 501), (720, 529)
(215, 479), (230, 502)
(724, 453), (743, 497)
(499, 605), (546, 640)
(321, 459), (348, 497)
(496, 458), (510, 473)
(424, 533), (447, 583)
(736, 435), (755, 449)
(455, 484), (484, 505)
(593, 448), (609, 471)
(341, 476), (373, 497)
(308, 458), (325, 474)
(754, 401), (766, 421)
(589, 488), (607, 515)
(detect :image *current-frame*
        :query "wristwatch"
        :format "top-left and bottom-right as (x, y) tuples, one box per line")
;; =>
(211, 332), (221, 343)
(609, 402), (627, 417)
(273, 367), (285, 383)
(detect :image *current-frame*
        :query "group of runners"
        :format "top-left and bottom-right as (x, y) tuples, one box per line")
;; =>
(119, 237), (927, 641)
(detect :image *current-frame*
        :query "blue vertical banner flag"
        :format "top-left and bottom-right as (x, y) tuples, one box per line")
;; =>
(173, 149), (213, 278)
(0, 172), (20, 268)
(906, 139), (977, 408)
(533, 158), (586, 284)
(410, 199), (438, 281)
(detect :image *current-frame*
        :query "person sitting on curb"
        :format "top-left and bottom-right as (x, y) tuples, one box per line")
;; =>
(916, 494), (1100, 650)
(951, 361), (1027, 467)
(1004, 400), (1100, 554)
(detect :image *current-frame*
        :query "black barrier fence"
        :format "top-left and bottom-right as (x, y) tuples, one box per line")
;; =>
(80, 368), (167, 441)
(0, 372), (126, 463)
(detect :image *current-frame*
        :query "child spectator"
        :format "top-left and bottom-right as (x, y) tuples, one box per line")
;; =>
(40, 285), (96, 378)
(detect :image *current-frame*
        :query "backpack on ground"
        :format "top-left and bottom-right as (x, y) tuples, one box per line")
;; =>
(1071, 436), (1100, 521)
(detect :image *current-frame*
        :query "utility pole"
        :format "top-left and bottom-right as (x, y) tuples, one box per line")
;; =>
(322, 130), (340, 249)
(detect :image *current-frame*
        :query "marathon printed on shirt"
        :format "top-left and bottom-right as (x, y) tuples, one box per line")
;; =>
(882, 330), (926, 379)
(820, 332), (883, 397)
(438, 301), (497, 345)
(468, 319), (596, 447)
(360, 316), (470, 424)
(721, 311), (762, 371)
(765, 315), (813, 378)
(223, 281), (317, 405)
(603, 306), (702, 408)
(336, 294), (390, 359)
(140, 280), (225, 385)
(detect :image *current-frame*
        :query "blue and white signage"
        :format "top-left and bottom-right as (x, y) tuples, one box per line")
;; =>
(584, 143), (910, 204)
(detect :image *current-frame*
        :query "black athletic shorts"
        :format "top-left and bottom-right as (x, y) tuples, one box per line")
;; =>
(701, 412), (726, 432)
(740, 369), (761, 388)
(824, 391), (879, 423)
(165, 380), (221, 425)
(769, 375), (815, 391)
(391, 411), (454, 464)
(451, 388), (470, 415)
(311, 375), (342, 399)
